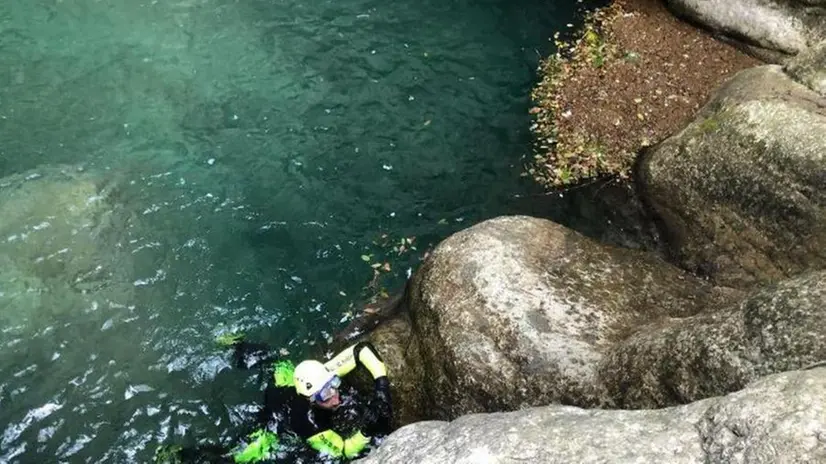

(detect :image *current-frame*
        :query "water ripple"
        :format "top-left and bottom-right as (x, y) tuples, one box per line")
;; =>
(0, 0), (593, 461)
(2, 402), (63, 450)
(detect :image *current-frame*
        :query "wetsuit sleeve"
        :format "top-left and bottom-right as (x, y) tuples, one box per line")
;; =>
(292, 403), (370, 458)
(251, 360), (295, 430)
(306, 430), (371, 459)
(257, 384), (290, 426)
(326, 343), (393, 436)
(324, 342), (388, 379)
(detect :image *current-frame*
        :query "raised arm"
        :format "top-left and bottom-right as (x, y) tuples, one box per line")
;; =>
(324, 342), (388, 379)
(325, 342), (393, 436)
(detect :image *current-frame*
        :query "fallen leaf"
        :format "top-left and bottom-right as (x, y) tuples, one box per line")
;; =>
(382, 262), (391, 272)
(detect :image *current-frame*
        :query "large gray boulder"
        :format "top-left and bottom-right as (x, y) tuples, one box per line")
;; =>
(407, 215), (736, 419)
(599, 270), (826, 408)
(638, 65), (826, 289)
(664, 0), (826, 61)
(357, 366), (826, 464)
(362, 218), (826, 421)
(785, 39), (826, 94)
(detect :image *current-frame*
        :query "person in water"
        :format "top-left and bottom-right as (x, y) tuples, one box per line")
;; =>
(155, 334), (393, 463)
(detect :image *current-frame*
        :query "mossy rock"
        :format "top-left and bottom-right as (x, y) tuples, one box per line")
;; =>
(639, 65), (826, 289)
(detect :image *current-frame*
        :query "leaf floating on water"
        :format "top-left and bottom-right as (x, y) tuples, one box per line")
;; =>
(360, 254), (372, 262)
(382, 262), (391, 272)
(279, 348), (290, 356)
(339, 291), (347, 297)
(423, 119), (431, 126)
(371, 262), (382, 269)
(437, 218), (447, 225)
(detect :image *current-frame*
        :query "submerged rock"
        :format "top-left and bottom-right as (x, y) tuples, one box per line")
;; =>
(357, 367), (826, 464)
(639, 65), (826, 289)
(0, 166), (134, 327)
(405, 215), (735, 418)
(600, 270), (826, 408)
(663, 0), (826, 61)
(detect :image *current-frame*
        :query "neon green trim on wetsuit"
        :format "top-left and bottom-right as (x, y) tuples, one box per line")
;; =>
(233, 429), (278, 463)
(324, 344), (387, 379)
(343, 430), (371, 459)
(356, 346), (387, 378)
(306, 429), (371, 459)
(272, 360), (295, 387)
(307, 429), (345, 458)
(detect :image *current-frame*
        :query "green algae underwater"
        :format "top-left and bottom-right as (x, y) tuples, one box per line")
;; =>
(0, 0), (608, 461)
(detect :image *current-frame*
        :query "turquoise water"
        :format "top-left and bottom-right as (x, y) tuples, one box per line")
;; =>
(0, 0), (604, 461)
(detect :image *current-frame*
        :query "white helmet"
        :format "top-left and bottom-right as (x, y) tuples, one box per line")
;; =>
(293, 360), (335, 397)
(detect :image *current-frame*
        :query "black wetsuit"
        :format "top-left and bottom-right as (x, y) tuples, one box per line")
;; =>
(165, 341), (392, 464)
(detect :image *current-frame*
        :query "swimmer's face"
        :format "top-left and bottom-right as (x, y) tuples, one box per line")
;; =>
(313, 389), (341, 410)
